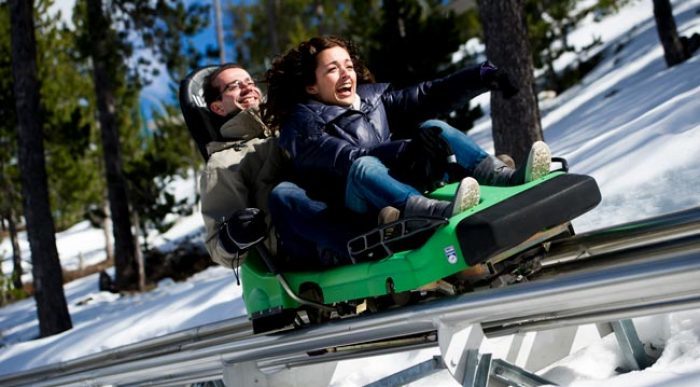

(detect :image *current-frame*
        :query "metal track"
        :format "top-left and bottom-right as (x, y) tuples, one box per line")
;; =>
(542, 206), (700, 268)
(1, 207), (698, 387)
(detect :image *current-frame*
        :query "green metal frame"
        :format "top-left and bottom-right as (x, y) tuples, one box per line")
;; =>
(241, 173), (566, 317)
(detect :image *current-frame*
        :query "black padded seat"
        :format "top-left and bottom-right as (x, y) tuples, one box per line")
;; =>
(457, 174), (601, 266)
(178, 65), (228, 161)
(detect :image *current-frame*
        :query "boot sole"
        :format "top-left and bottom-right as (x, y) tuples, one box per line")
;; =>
(452, 177), (480, 216)
(378, 206), (401, 240)
(378, 206), (401, 225)
(525, 141), (551, 182)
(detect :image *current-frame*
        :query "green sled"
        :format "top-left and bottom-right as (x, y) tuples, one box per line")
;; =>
(241, 171), (601, 333)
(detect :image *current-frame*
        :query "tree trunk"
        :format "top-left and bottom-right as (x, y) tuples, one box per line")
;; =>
(477, 0), (543, 164)
(264, 0), (280, 58)
(0, 163), (23, 290)
(86, 0), (140, 291)
(8, 210), (23, 290)
(653, 0), (686, 67)
(213, 0), (226, 64)
(132, 211), (145, 291)
(102, 200), (114, 264)
(8, 0), (72, 337)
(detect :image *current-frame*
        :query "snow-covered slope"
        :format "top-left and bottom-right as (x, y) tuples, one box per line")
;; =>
(1, 0), (699, 385)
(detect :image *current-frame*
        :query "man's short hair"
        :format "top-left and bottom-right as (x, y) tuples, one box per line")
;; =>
(203, 63), (245, 108)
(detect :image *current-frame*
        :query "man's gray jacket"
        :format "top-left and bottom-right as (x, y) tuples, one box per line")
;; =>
(200, 109), (285, 268)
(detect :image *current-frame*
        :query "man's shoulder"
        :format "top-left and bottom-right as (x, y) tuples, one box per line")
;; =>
(220, 109), (268, 140)
(206, 138), (273, 169)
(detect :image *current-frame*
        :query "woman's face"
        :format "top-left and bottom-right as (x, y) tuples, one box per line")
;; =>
(305, 46), (357, 106)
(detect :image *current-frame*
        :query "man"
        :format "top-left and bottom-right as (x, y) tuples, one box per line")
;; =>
(200, 64), (284, 269)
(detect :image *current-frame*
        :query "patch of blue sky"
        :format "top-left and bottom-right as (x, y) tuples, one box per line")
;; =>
(141, 0), (244, 122)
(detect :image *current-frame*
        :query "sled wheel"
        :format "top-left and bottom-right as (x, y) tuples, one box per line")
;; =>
(251, 308), (297, 334)
(386, 278), (411, 307)
(299, 283), (331, 324)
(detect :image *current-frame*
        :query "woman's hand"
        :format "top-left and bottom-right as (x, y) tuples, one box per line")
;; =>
(480, 61), (519, 99)
(394, 126), (454, 192)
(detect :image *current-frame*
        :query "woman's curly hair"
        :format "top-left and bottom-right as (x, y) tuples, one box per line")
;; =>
(262, 36), (374, 131)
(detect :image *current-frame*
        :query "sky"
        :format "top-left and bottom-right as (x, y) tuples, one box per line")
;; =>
(2, 0), (700, 385)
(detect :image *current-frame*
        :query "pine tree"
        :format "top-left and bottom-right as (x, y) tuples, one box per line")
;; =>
(8, 0), (72, 337)
(83, 0), (140, 290)
(0, 165), (23, 290)
(363, 0), (468, 87)
(2, 0), (106, 292)
(0, 3), (24, 291)
(478, 0), (543, 163)
(38, 4), (104, 231)
(227, 0), (350, 76)
(74, 0), (208, 290)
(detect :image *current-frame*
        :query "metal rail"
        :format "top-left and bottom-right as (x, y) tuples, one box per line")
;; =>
(0, 316), (252, 385)
(0, 207), (698, 386)
(542, 206), (700, 266)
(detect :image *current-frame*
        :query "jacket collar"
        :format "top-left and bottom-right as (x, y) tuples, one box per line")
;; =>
(219, 108), (269, 140)
(301, 83), (391, 122)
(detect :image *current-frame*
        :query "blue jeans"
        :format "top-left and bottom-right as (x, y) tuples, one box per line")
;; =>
(420, 119), (488, 169)
(345, 156), (420, 213)
(345, 120), (488, 213)
(269, 181), (357, 267)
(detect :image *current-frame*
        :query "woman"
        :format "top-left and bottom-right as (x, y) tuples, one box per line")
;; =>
(264, 36), (550, 223)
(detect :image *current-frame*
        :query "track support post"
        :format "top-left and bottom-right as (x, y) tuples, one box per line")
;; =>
(461, 350), (491, 387)
(490, 359), (558, 386)
(363, 356), (446, 387)
(610, 319), (654, 371)
(436, 322), (557, 387)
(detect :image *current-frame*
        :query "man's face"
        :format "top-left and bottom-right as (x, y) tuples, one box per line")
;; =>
(209, 68), (262, 117)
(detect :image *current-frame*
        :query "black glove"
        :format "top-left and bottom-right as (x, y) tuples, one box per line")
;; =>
(394, 126), (454, 192)
(219, 208), (267, 254)
(480, 61), (518, 99)
(414, 126), (453, 162)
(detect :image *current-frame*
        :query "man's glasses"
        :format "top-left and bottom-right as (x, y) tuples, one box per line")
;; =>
(220, 79), (256, 96)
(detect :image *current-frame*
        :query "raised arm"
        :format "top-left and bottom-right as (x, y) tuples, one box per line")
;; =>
(381, 62), (515, 133)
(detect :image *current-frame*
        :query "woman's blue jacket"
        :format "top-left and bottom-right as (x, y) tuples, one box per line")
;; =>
(279, 64), (488, 206)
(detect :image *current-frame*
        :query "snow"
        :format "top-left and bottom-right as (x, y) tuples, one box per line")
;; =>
(2, 0), (700, 385)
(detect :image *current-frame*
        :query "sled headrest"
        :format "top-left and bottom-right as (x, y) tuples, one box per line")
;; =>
(178, 65), (228, 161)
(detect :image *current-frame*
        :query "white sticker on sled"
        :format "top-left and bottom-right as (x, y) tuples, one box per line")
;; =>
(444, 246), (458, 264)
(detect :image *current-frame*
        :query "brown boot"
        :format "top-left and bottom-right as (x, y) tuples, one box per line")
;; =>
(378, 206), (401, 225)
(378, 206), (401, 240)
(496, 154), (516, 169)
(473, 142), (551, 186)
